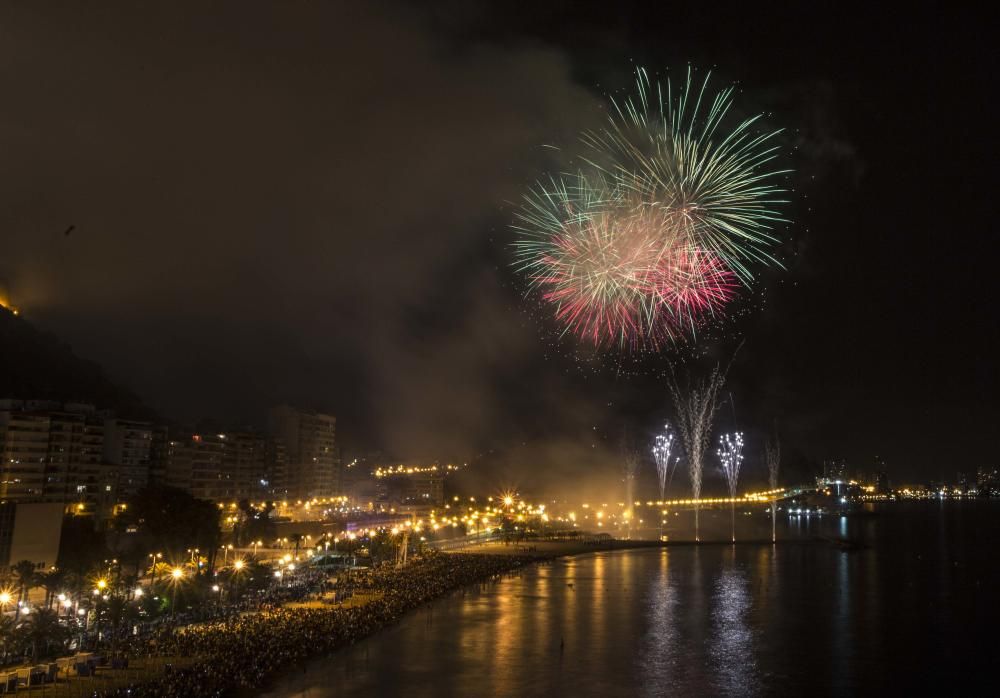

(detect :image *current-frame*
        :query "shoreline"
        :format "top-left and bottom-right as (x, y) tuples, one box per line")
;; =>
(85, 553), (543, 697)
(86, 537), (834, 697)
(452, 536), (826, 558)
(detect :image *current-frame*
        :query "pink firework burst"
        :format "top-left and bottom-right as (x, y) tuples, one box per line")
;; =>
(648, 244), (738, 332)
(532, 206), (737, 350)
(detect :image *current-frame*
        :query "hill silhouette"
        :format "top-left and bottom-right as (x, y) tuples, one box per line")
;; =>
(0, 306), (155, 419)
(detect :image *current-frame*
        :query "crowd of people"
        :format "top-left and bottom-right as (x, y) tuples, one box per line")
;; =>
(94, 553), (537, 696)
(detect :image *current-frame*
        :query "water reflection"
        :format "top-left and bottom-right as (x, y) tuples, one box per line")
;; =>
(638, 550), (676, 697)
(710, 560), (757, 696)
(263, 503), (1000, 698)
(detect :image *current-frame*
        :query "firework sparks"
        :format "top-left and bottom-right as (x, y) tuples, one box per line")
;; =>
(652, 424), (678, 501)
(765, 432), (781, 543)
(513, 67), (786, 350)
(668, 363), (729, 542)
(620, 434), (642, 539)
(718, 431), (745, 543)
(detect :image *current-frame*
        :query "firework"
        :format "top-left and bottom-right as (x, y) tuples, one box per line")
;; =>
(513, 67), (786, 349)
(585, 66), (788, 283)
(717, 431), (745, 543)
(652, 425), (678, 501)
(668, 363), (728, 541)
(621, 435), (642, 539)
(764, 432), (781, 543)
(515, 176), (736, 349)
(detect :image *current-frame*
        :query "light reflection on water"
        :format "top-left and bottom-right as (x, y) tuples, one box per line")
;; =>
(710, 559), (757, 696)
(263, 502), (1000, 698)
(638, 547), (675, 696)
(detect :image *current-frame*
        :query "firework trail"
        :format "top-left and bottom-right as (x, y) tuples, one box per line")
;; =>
(652, 425), (678, 501)
(764, 432), (781, 543)
(514, 67), (787, 350)
(621, 438), (642, 539)
(585, 67), (789, 284)
(718, 431), (745, 543)
(668, 363), (728, 542)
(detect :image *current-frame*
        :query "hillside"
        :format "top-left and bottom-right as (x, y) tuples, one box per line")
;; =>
(0, 306), (154, 418)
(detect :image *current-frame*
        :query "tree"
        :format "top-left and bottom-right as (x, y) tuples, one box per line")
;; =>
(39, 568), (65, 611)
(289, 533), (304, 559)
(0, 614), (17, 663)
(234, 559), (273, 594)
(18, 608), (69, 661)
(58, 515), (109, 577)
(123, 486), (221, 570)
(61, 570), (87, 608)
(107, 519), (150, 578)
(500, 518), (516, 544)
(99, 595), (138, 658)
(11, 560), (37, 621)
(235, 500), (276, 546)
(368, 531), (395, 565)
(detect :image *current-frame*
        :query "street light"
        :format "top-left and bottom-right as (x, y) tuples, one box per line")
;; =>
(170, 568), (184, 617)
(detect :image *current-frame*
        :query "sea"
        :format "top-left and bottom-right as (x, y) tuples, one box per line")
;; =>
(263, 500), (999, 696)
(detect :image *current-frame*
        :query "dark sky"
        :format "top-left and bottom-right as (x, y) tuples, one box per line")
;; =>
(1, 1), (995, 490)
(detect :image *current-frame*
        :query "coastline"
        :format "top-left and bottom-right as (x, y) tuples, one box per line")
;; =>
(84, 537), (824, 697)
(454, 537), (821, 558)
(85, 553), (544, 697)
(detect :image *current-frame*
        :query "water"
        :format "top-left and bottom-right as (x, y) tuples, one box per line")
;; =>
(264, 501), (999, 696)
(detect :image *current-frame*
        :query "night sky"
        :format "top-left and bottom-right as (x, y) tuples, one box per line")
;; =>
(1, 2), (995, 490)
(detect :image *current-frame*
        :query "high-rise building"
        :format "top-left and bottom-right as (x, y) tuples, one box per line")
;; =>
(0, 409), (51, 500)
(977, 467), (999, 496)
(0, 401), (113, 504)
(222, 431), (270, 501)
(149, 425), (170, 485)
(188, 434), (228, 501)
(956, 471), (970, 493)
(103, 418), (153, 468)
(267, 406), (338, 500)
(823, 459), (848, 482)
(164, 436), (194, 492)
(266, 438), (287, 500)
(162, 431), (272, 503)
(102, 418), (152, 501)
(875, 470), (890, 495)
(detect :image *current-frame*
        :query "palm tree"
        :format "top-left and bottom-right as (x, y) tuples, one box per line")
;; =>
(39, 568), (65, 610)
(289, 533), (304, 559)
(101, 595), (138, 659)
(61, 570), (86, 613)
(11, 560), (37, 621)
(17, 608), (69, 661)
(120, 572), (139, 600)
(0, 614), (17, 663)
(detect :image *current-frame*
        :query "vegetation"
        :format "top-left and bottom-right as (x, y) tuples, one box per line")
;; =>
(120, 486), (222, 569)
